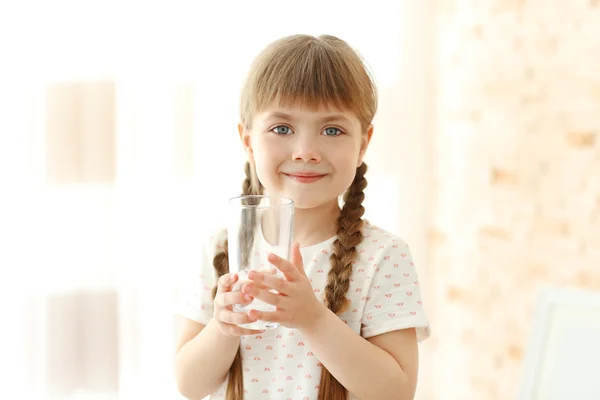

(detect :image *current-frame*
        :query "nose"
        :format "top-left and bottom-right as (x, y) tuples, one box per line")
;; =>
(292, 134), (321, 163)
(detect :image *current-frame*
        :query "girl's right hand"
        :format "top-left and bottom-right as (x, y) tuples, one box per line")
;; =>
(213, 273), (264, 336)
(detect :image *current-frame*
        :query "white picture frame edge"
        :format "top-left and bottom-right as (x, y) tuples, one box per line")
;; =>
(518, 284), (600, 400)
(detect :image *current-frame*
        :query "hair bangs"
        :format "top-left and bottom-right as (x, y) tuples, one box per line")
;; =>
(240, 35), (377, 130)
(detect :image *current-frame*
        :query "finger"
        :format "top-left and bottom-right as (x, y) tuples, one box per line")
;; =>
(216, 291), (254, 308)
(247, 270), (287, 294)
(254, 282), (274, 291)
(230, 327), (266, 336)
(258, 266), (278, 275)
(268, 253), (301, 281)
(217, 308), (260, 326)
(246, 278), (275, 291)
(290, 242), (305, 276)
(237, 274), (272, 291)
(242, 284), (283, 308)
(217, 273), (237, 293)
(248, 309), (281, 323)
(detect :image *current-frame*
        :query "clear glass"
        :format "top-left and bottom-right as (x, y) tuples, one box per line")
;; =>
(227, 195), (294, 330)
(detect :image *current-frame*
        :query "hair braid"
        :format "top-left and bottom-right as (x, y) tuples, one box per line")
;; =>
(211, 161), (367, 400)
(318, 162), (368, 400)
(211, 161), (262, 400)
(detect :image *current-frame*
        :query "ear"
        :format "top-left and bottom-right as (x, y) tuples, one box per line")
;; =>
(357, 124), (374, 166)
(238, 123), (254, 161)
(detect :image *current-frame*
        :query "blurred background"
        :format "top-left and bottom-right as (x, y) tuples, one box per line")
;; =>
(1, 0), (599, 399)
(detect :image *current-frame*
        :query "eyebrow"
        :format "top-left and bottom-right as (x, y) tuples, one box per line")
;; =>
(264, 111), (353, 126)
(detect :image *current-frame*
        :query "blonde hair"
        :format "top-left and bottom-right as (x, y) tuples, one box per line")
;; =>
(212, 34), (376, 400)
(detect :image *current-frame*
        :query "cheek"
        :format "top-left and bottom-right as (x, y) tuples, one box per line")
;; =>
(252, 145), (281, 183)
(254, 136), (279, 158)
(334, 153), (360, 185)
(253, 156), (272, 182)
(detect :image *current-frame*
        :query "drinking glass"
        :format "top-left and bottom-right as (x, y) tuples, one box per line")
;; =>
(227, 195), (294, 330)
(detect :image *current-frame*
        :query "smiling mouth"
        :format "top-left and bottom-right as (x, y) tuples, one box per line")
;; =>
(283, 173), (327, 183)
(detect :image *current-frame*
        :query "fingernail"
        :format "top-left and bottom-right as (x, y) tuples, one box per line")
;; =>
(243, 294), (252, 301)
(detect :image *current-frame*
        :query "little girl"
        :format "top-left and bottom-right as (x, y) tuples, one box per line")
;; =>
(174, 34), (430, 400)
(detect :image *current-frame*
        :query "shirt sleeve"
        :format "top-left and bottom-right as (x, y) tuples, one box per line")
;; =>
(360, 239), (431, 342)
(173, 232), (225, 325)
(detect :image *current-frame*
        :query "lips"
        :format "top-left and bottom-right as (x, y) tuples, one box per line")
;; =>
(285, 172), (326, 177)
(283, 172), (327, 183)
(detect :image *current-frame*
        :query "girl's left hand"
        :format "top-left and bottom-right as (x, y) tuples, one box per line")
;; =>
(242, 242), (326, 332)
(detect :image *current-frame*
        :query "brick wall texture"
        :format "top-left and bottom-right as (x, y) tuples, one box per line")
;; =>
(430, 0), (600, 398)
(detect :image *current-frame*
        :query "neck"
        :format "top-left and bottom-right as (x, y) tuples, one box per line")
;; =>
(293, 199), (340, 247)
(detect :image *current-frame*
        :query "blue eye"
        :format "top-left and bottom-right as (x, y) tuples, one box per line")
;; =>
(323, 127), (342, 136)
(272, 125), (292, 135)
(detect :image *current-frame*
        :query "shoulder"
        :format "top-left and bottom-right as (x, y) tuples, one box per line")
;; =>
(203, 228), (228, 259)
(355, 221), (415, 272)
(359, 221), (411, 254)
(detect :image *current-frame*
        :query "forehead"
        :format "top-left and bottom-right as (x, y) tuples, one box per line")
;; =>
(255, 103), (361, 126)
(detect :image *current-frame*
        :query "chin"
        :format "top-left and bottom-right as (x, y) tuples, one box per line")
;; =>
(285, 193), (341, 210)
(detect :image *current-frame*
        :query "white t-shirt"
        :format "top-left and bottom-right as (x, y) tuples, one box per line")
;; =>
(175, 221), (431, 399)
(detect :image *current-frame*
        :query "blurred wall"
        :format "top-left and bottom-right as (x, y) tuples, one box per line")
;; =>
(430, 1), (600, 398)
